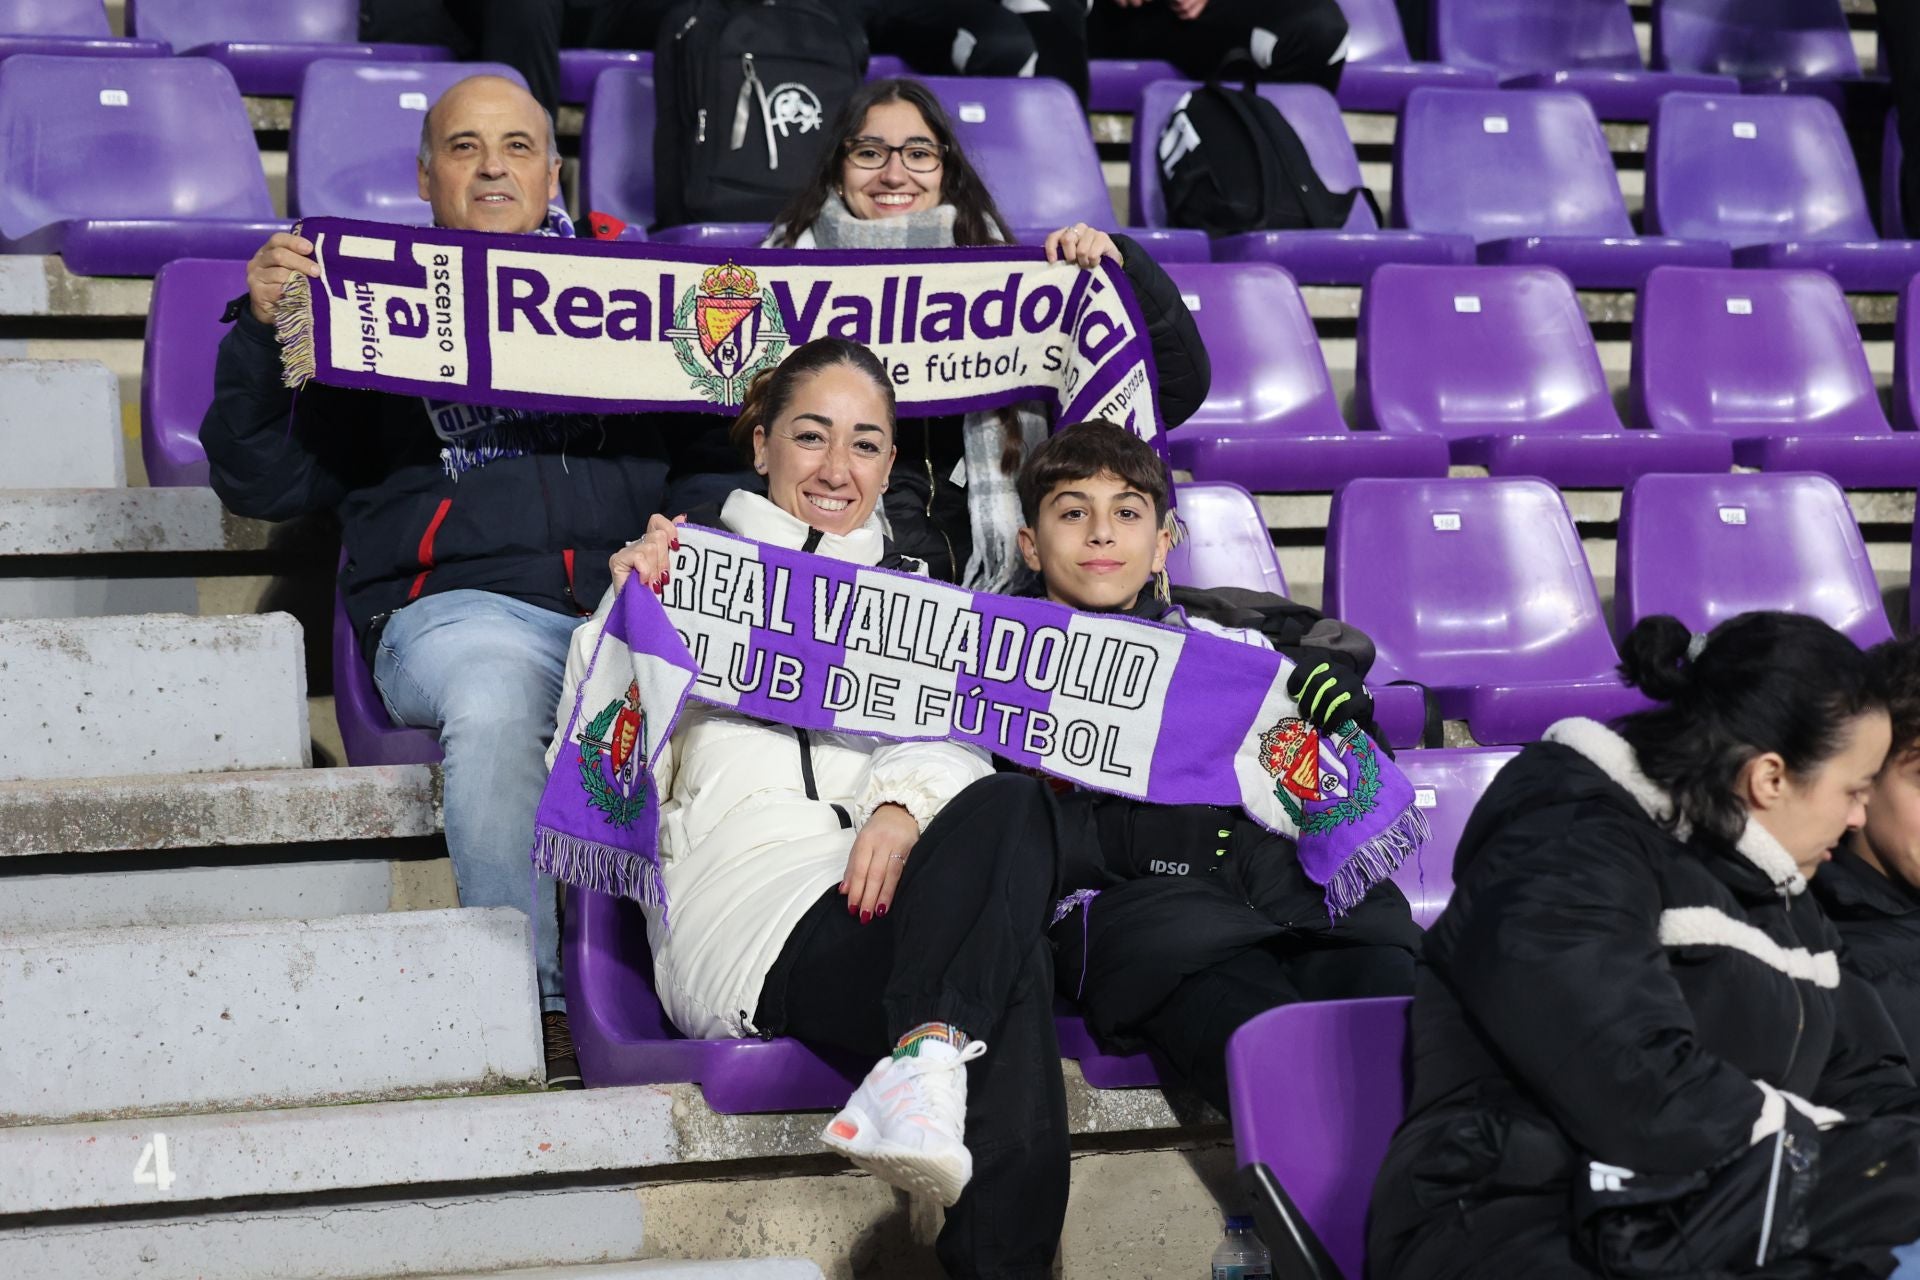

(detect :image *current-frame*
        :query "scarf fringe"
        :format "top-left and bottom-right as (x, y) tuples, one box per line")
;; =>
(1318, 803), (1431, 919)
(531, 827), (670, 930)
(274, 253), (316, 391)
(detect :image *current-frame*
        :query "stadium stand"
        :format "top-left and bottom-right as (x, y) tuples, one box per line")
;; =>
(1164, 480), (1289, 597)
(1333, 0), (1497, 113)
(1391, 747), (1517, 927)
(129, 0), (449, 96)
(1130, 80), (1475, 283)
(1432, 0), (1737, 120)
(1393, 85), (1731, 287)
(141, 257), (242, 488)
(0, 0), (165, 58)
(1654, 0), (1860, 80)
(1615, 471), (1896, 645)
(1356, 262), (1734, 485)
(1631, 264), (1920, 483)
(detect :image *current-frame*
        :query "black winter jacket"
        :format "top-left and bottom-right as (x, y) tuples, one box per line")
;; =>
(202, 307), (681, 656)
(1369, 718), (1920, 1279)
(1814, 845), (1920, 1062)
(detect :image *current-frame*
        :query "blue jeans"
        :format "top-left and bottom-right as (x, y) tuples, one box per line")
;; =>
(373, 590), (579, 1013)
(1895, 1240), (1920, 1278)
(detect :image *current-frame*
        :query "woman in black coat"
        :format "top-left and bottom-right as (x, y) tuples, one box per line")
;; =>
(1368, 612), (1920, 1279)
(1815, 635), (1920, 1059)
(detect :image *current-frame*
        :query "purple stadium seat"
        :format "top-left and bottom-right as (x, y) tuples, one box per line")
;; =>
(0, 55), (283, 275)
(332, 553), (444, 767)
(1645, 93), (1920, 292)
(1131, 81), (1475, 284)
(290, 60), (525, 221)
(579, 66), (657, 228)
(1653, 0), (1857, 79)
(129, 0), (448, 97)
(141, 258), (246, 487)
(558, 47), (647, 105)
(1010, 224), (1211, 263)
(1356, 264), (1732, 486)
(647, 223), (769, 247)
(1884, 108), (1906, 240)
(1897, 275), (1920, 433)
(1161, 261), (1450, 493)
(1335, 0), (1499, 113)
(0, 0), (169, 59)
(1632, 266), (1920, 486)
(1166, 481), (1287, 596)
(1053, 1006), (1165, 1088)
(1226, 997), (1411, 1280)
(1616, 472), (1893, 646)
(1393, 748), (1514, 927)
(921, 76), (1111, 230)
(1434, 0), (1736, 121)
(1324, 477), (1651, 745)
(1088, 58), (1181, 114)
(1393, 87), (1730, 287)
(563, 885), (867, 1106)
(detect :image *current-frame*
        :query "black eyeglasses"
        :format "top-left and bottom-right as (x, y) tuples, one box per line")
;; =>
(843, 139), (946, 173)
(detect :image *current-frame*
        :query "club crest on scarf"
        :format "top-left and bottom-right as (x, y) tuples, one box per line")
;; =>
(1258, 716), (1381, 834)
(667, 261), (787, 404)
(576, 680), (650, 827)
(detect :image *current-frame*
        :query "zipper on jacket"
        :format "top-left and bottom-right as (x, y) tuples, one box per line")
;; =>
(922, 447), (956, 581)
(792, 727), (854, 829)
(1776, 890), (1808, 1082)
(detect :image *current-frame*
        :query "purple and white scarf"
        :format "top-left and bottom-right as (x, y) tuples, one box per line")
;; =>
(533, 525), (1428, 923)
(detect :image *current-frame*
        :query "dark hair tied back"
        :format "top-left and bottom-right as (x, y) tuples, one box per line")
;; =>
(727, 337), (897, 459)
(1617, 614), (1696, 702)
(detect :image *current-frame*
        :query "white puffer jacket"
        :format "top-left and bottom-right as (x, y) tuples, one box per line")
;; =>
(550, 490), (993, 1038)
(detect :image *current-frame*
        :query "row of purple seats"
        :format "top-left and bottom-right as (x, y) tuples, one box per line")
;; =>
(0, 0), (163, 59)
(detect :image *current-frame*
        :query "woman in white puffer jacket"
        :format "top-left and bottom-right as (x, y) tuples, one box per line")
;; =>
(558, 338), (1074, 1280)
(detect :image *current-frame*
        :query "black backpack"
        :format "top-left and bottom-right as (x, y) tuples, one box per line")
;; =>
(1157, 82), (1369, 237)
(653, 0), (868, 228)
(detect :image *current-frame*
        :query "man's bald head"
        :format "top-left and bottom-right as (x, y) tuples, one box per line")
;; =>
(416, 75), (561, 234)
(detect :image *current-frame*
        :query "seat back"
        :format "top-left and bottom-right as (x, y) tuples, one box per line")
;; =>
(1653, 0), (1858, 78)
(131, 0), (357, 46)
(1632, 266), (1888, 438)
(1226, 997), (1413, 1280)
(1617, 472), (1892, 645)
(1645, 92), (1874, 247)
(1165, 262), (1349, 435)
(1433, 0), (1644, 74)
(920, 76), (1111, 229)
(1335, 0), (1415, 64)
(1896, 275), (1920, 433)
(141, 257), (247, 487)
(1130, 80), (1373, 230)
(0, 54), (272, 241)
(1166, 481), (1288, 595)
(580, 65), (657, 229)
(1357, 263), (1621, 439)
(1393, 748), (1515, 926)
(331, 551), (444, 767)
(1393, 87), (1632, 239)
(0, 0), (110, 36)
(291, 59), (525, 221)
(1323, 477), (1621, 687)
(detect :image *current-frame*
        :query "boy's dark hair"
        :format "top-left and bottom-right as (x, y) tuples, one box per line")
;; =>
(1016, 420), (1170, 526)
(1871, 634), (1920, 762)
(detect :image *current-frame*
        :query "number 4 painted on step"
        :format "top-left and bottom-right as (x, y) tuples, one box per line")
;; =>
(132, 1133), (176, 1193)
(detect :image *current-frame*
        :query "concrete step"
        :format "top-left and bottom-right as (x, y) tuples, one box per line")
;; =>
(0, 487), (270, 557)
(0, 611), (309, 781)
(0, 907), (541, 1126)
(0, 256), (151, 319)
(0, 361), (122, 487)
(419, 1263), (824, 1279)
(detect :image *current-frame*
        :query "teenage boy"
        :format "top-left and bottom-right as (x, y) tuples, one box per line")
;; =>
(1015, 420), (1420, 1111)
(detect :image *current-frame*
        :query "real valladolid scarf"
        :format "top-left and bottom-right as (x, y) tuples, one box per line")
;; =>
(533, 526), (1429, 924)
(273, 216), (1167, 446)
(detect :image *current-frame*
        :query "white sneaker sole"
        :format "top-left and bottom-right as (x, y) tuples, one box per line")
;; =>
(820, 1102), (971, 1207)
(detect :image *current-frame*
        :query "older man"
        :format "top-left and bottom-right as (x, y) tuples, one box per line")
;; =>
(201, 76), (676, 1088)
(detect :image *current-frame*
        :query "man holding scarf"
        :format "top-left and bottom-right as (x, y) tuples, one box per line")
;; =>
(200, 75), (680, 1089)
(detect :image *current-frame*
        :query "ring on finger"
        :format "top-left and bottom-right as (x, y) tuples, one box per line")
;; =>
(887, 852), (907, 863)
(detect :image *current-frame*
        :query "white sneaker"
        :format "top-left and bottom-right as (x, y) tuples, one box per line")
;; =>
(820, 1039), (988, 1206)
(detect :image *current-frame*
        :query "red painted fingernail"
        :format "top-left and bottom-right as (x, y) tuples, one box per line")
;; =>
(877, 903), (888, 917)
(848, 901), (859, 916)
(670, 538), (680, 551)
(838, 880), (847, 893)
(860, 910), (872, 924)
(649, 581), (663, 595)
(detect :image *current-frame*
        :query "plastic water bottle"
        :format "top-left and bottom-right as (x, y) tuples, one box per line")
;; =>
(1211, 1215), (1272, 1279)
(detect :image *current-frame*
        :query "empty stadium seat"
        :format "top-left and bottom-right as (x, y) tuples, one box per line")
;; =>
(1356, 264), (1732, 486)
(1226, 997), (1411, 1280)
(557, 47), (647, 105)
(1161, 262), (1449, 492)
(1088, 58), (1181, 114)
(333, 555), (445, 767)
(922, 76), (1112, 230)
(0, 55), (282, 275)
(1896, 274), (1920, 432)
(130, 0), (449, 97)
(1334, 0), (1498, 113)
(0, 0), (169, 59)
(1646, 93), (1920, 292)
(1393, 748), (1515, 928)
(579, 65), (657, 228)
(1653, 0), (1858, 80)
(1884, 108), (1906, 240)
(1324, 477), (1650, 745)
(1131, 81), (1474, 283)
(141, 258), (246, 487)
(1434, 0), (1736, 121)
(290, 60), (525, 221)
(1616, 472), (1893, 646)
(1631, 266), (1920, 486)
(1166, 481), (1287, 596)
(1393, 87), (1730, 287)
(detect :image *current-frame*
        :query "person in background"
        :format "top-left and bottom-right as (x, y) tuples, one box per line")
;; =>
(1369, 612), (1920, 1278)
(201, 75), (686, 1090)
(1085, 0), (1350, 94)
(361, 0), (567, 113)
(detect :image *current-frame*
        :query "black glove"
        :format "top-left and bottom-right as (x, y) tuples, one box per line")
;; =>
(1284, 649), (1374, 739)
